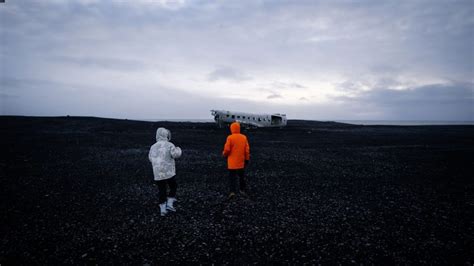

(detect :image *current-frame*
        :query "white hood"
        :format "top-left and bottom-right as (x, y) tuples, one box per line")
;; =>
(156, 127), (171, 141)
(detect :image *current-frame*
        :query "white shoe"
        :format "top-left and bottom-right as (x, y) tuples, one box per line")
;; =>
(159, 203), (168, 216)
(166, 197), (176, 212)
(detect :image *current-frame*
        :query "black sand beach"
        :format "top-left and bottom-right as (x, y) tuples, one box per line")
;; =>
(1, 116), (473, 264)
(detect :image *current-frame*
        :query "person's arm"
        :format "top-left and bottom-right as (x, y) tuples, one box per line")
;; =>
(170, 143), (182, 159)
(148, 146), (154, 162)
(244, 138), (250, 165)
(222, 136), (232, 157)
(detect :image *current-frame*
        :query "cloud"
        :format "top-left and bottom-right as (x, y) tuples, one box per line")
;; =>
(271, 82), (307, 89)
(0, 77), (213, 118)
(0, 93), (17, 98)
(337, 81), (363, 92)
(306, 34), (350, 43)
(138, 0), (188, 10)
(332, 82), (474, 120)
(207, 66), (252, 82)
(267, 92), (282, 99)
(52, 56), (147, 71)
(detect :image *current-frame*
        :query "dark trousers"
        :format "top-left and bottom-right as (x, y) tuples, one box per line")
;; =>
(228, 168), (246, 193)
(156, 176), (177, 204)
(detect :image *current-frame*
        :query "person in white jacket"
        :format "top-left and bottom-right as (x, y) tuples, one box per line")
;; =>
(148, 127), (182, 216)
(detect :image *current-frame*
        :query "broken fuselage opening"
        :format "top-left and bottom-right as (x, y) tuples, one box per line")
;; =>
(271, 115), (283, 126)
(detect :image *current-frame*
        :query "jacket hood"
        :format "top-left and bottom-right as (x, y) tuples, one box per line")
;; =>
(230, 122), (240, 134)
(156, 127), (171, 141)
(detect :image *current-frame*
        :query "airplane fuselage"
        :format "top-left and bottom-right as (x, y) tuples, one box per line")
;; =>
(211, 110), (287, 128)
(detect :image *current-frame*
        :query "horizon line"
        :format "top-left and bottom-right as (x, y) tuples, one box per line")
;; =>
(1, 115), (473, 125)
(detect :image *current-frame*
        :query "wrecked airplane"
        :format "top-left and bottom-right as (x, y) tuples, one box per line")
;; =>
(211, 110), (287, 128)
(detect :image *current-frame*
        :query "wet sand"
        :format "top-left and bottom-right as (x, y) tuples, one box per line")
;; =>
(1, 116), (473, 264)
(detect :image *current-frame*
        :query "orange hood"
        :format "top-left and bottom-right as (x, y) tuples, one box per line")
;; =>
(230, 122), (240, 134)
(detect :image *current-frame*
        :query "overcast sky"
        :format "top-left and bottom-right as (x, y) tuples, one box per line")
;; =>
(1, 0), (473, 120)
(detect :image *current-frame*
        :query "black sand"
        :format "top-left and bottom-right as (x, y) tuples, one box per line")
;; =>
(1, 116), (473, 264)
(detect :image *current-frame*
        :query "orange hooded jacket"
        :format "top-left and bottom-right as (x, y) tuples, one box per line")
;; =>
(222, 122), (250, 169)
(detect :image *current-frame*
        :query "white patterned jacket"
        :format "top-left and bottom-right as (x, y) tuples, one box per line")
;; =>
(148, 127), (182, 181)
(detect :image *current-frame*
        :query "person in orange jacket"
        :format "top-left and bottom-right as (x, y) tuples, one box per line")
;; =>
(222, 122), (250, 198)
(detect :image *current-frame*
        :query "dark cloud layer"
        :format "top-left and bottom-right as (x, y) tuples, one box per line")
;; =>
(333, 82), (474, 120)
